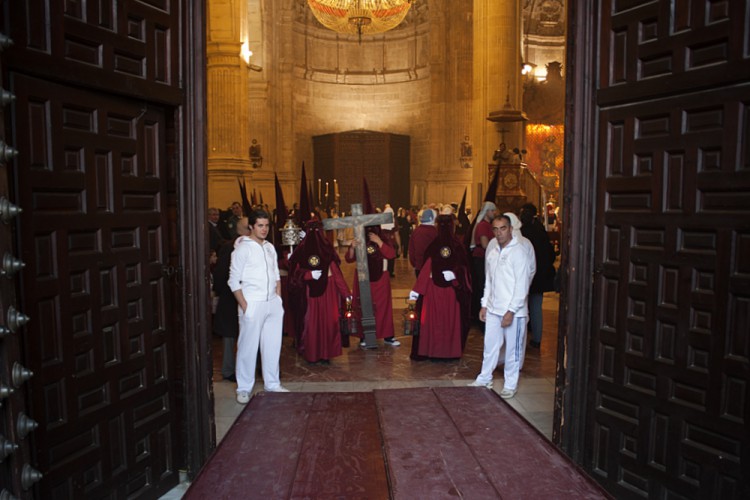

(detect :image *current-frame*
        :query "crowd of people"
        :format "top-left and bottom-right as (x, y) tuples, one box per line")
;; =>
(208, 197), (557, 404)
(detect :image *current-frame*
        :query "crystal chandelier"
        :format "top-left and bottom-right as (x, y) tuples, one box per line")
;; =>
(307, 0), (413, 38)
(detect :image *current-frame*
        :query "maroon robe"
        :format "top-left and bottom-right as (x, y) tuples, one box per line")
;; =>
(412, 257), (466, 358)
(411, 215), (472, 359)
(288, 221), (349, 361)
(347, 240), (396, 339)
(294, 263), (350, 362)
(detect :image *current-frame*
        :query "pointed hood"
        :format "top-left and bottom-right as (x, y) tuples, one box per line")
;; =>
(297, 162), (312, 226)
(238, 178), (252, 216)
(362, 177), (375, 215)
(457, 187), (470, 236)
(274, 173), (288, 248)
(485, 164), (500, 202)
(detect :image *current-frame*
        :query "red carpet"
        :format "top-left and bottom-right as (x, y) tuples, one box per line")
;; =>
(185, 388), (608, 499)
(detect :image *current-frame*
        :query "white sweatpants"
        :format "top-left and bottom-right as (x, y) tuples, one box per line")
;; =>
(236, 295), (284, 393)
(475, 312), (527, 391)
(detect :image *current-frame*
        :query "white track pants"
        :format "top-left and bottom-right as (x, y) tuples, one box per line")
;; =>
(236, 295), (284, 393)
(475, 312), (527, 391)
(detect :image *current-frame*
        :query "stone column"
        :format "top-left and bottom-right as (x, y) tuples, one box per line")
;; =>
(472, 0), (522, 207)
(207, 0), (251, 209)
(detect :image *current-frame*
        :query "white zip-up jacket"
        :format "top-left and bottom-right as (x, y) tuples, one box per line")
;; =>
(481, 235), (535, 317)
(228, 237), (280, 302)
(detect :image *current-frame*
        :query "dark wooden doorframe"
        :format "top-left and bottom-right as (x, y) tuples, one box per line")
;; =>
(178, 0), (215, 478)
(559, 1), (750, 498)
(553, 0), (599, 460)
(0, 1), (213, 496)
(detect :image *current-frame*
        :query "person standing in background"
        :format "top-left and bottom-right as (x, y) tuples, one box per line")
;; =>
(520, 203), (557, 349)
(469, 201), (497, 321)
(212, 222), (249, 382)
(396, 207), (411, 260)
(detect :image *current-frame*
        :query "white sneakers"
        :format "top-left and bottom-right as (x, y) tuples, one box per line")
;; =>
(499, 388), (517, 399)
(467, 381), (517, 398)
(468, 380), (493, 389)
(236, 386), (289, 403)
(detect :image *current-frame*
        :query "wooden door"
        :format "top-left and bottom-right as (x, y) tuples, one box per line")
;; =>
(0, 27), (34, 496)
(562, 1), (750, 498)
(0, 1), (211, 498)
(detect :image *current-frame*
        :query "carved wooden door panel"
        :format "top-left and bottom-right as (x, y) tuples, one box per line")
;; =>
(0, 1), (188, 497)
(10, 75), (179, 498)
(584, 1), (749, 498)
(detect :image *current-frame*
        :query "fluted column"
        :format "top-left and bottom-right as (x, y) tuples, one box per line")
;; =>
(472, 0), (522, 207)
(207, 0), (251, 209)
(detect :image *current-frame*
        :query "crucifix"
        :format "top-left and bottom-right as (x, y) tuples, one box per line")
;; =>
(322, 203), (393, 349)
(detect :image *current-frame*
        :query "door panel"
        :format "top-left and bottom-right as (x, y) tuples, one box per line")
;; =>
(584, 1), (750, 498)
(11, 74), (179, 498)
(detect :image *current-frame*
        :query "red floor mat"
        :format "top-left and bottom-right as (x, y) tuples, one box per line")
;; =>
(185, 389), (608, 499)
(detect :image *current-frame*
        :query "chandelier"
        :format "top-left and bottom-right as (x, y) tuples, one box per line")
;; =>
(307, 0), (413, 38)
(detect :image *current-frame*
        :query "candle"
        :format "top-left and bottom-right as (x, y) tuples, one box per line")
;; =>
(334, 179), (339, 197)
(317, 179), (322, 203)
(325, 182), (329, 197)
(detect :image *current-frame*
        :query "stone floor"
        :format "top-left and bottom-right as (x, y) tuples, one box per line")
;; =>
(161, 255), (560, 499)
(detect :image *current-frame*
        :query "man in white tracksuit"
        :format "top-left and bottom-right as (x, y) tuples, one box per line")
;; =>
(228, 210), (288, 404)
(469, 214), (535, 399)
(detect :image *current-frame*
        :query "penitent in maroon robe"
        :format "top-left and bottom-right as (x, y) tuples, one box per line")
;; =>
(410, 215), (472, 359)
(289, 221), (351, 363)
(295, 263), (350, 362)
(347, 239), (396, 340)
(412, 257), (466, 358)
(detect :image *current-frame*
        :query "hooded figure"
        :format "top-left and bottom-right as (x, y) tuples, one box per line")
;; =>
(288, 221), (351, 363)
(409, 214), (472, 359)
(408, 208), (438, 277)
(469, 201), (497, 321)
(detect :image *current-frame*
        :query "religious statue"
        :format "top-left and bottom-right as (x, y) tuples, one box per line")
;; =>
(249, 139), (263, 168)
(460, 136), (473, 158)
(493, 142), (514, 165)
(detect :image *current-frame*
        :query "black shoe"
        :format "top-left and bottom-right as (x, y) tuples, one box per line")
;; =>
(224, 374), (237, 382)
(528, 340), (540, 349)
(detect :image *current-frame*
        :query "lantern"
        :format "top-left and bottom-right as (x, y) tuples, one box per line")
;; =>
(340, 296), (357, 338)
(402, 299), (419, 336)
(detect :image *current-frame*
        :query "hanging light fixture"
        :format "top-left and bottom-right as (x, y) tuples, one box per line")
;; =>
(307, 0), (413, 39)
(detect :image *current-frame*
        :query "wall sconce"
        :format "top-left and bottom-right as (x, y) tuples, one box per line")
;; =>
(240, 42), (253, 65)
(249, 139), (263, 168)
(241, 41), (263, 71)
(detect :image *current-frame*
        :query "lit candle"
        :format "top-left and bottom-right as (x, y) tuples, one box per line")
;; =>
(317, 178), (322, 203)
(334, 179), (339, 197)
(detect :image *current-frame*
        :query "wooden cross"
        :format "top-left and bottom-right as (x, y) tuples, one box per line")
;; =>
(322, 203), (393, 349)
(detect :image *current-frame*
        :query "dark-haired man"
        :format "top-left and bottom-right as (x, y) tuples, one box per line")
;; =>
(469, 214), (534, 399)
(229, 210), (288, 404)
